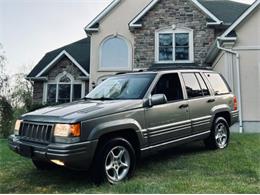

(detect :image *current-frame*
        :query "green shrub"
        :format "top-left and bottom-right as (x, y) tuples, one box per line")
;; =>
(0, 97), (13, 138)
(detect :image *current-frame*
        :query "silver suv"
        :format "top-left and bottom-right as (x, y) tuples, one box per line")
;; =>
(9, 69), (238, 184)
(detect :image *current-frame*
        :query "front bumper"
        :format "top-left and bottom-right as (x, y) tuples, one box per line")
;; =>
(8, 135), (98, 170)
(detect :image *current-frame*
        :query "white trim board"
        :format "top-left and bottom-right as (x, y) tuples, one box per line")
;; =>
(129, 0), (160, 28)
(233, 46), (260, 50)
(84, 0), (121, 32)
(36, 50), (89, 77)
(221, 0), (260, 38)
(129, 0), (222, 28)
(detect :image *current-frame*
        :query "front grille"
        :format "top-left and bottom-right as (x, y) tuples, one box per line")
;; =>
(19, 122), (54, 143)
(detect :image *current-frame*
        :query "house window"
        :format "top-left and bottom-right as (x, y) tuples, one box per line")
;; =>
(47, 84), (56, 103)
(45, 73), (84, 104)
(155, 28), (194, 63)
(100, 35), (131, 70)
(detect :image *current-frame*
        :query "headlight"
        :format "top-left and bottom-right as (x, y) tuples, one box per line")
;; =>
(54, 123), (81, 137)
(14, 120), (22, 135)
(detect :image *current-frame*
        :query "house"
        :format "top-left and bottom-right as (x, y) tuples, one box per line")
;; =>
(27, 0), (258, 132)
(209, 0), (260, 133)
(85, 0), (249, 89)
(27, 38), (90, 104)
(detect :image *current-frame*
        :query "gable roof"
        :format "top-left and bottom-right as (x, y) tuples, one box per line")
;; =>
(205, 0), (259, 64)
(221, 0), (259, 38)
(129, 0), (223, 28)
(85, 0), (121, 32)
(198, 0), (250, 25)
(129, 0), (250, 28)
(27, 37), (90, 78)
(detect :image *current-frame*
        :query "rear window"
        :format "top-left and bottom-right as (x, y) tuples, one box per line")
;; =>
(204, 73), (230, 95)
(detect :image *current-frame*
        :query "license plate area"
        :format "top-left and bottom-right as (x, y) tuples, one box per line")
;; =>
(19, 145), (33, 157)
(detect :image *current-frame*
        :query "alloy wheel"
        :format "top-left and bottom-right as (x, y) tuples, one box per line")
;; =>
(105, 146), (130, 183)
(215, 122), (228, 148)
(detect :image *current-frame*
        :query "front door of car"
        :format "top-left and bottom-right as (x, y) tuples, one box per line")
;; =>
(145, 73), (191, 146)
(181, 72), (214, 134)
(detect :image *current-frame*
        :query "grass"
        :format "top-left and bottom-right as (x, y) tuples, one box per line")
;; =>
(0, 134), (259, 193)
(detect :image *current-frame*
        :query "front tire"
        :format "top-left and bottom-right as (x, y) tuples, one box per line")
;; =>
(204, 117), (230, 149)
(92, 137), (136, 184)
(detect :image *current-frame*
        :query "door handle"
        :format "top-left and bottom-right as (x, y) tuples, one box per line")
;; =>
(179, 104), (189, 109)
(207, 99), (216, 103)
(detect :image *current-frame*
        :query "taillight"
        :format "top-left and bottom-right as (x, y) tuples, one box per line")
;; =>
(233, 96), (237, 111)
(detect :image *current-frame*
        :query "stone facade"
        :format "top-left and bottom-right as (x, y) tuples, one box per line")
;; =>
(132, 0), (216, 68)
(32, 82), (44, 103)
(46, 56), (84, 80)
(32, 56), (89, 103)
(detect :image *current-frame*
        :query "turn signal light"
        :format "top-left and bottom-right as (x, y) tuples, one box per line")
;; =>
(233, 96), (237, 111)
(70, 123), (81, 137)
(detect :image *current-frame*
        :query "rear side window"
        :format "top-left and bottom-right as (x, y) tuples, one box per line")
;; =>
(182, 73), (203, 98)
(204, 73), (230, 95)
(195, 73), (210, 96)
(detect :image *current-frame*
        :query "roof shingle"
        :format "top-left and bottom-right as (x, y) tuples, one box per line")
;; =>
(28, 37), (90, 78)
(198, 0), (250, 24)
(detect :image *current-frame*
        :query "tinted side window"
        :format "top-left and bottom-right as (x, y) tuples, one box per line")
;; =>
(204, 73), (230, 95)
(152, 73), (183, 102)
(195, 73), (210, 96)
(182, 73), (203, 98)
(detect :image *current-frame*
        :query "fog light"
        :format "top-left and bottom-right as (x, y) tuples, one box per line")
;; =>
(51, 160), (65, 166)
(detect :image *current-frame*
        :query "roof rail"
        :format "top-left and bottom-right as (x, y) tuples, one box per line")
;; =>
(115, 69), (145, 75)
(148, 64), (212, 71)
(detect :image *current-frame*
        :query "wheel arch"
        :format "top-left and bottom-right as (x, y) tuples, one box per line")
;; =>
(211, 105), (232, 126)
(88, 119), (144, 157)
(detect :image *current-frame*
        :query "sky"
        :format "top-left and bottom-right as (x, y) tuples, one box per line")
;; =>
(0, 0), (255, 75)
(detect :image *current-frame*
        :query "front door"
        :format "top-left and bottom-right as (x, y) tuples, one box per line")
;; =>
(145, 73), (191, 145)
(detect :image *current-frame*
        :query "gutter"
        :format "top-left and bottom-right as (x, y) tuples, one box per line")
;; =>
(217, 38), (243, 133)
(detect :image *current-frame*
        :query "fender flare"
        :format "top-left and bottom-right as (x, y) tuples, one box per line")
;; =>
(88, 118), (145, 144)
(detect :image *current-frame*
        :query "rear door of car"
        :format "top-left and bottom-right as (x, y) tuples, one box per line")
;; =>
(145, 73), (191, 145)
(181, 72), (215, 134)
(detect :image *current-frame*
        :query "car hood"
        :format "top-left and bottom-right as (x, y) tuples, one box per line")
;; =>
(21, 100), (144, 123)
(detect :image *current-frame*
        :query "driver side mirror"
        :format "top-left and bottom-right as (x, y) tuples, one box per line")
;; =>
(149, 94), (167, 107)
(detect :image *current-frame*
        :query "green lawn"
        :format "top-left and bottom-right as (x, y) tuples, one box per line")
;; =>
(0, 134), (259, 193)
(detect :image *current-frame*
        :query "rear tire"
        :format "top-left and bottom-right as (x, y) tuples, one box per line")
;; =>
(32, 159), (57, 170)
(204, 117), (230, 149)
(91, 137), (136, 184)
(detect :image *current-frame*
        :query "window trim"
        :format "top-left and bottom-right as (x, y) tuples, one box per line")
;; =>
(99, 35), (133, 71)
(43, 71), (85, 104)
(155, 27), (194, 64)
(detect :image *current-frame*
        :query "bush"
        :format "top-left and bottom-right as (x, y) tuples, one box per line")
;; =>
(0, 97), (13, 138)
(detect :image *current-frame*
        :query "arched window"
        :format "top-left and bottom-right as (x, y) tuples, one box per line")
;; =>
(46, 72), (84, 104)
(100, 35), (131, 70)
(155, 27), (194, 63)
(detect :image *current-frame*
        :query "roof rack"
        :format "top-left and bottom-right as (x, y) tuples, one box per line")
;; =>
(114, 64), (213, 76)
(115, 69), (145, 75)
(148, 63), (212, 71)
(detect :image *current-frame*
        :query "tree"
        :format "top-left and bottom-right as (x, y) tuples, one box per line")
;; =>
(0, 43), (9, 97)
(11, 73), (33, 111)
(0, 43), (14, 137)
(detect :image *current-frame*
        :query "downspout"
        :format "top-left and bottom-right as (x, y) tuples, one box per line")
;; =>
(217, 38), (243, 133)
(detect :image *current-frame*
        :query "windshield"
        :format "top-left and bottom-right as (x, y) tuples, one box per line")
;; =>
(86, 73), (156, 100)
